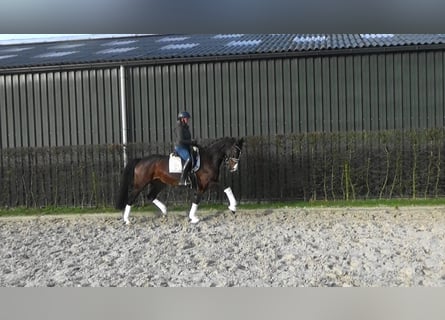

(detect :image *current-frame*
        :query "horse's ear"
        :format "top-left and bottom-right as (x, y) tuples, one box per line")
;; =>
(238, 137), (245, 147)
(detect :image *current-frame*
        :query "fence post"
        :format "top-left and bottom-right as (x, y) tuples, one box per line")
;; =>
(120, 65), (128, 167)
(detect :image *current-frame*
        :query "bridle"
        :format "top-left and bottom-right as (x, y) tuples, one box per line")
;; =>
(225, 144), (242, 171)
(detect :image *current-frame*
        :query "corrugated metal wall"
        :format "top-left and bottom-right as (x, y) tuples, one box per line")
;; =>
(0, 68), (124, 207)
(127, 51), (445, 144)
(1, 51), (445, 149)
(0, 68), (122, 149)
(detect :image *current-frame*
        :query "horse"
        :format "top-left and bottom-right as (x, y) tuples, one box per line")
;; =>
(116, 137), (244, 224)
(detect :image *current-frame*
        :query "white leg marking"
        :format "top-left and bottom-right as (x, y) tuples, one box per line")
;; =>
(189, 203), (200, 224)
(124, 205), (132, 225)
(153, 199), (167, 215)
(224, 187), (237, 212)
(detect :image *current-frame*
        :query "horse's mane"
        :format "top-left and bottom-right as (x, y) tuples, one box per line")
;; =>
(202, 137), (236, 154)
(192, 137), (235, 168)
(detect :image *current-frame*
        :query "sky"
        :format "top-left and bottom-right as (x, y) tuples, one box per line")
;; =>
(0, 34), (143, 45)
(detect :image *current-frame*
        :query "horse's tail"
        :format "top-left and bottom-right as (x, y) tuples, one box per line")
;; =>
(115, 158), (140, 210)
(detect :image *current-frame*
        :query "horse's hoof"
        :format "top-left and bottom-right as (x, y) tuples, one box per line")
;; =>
(228, 205), (236, 213)
(189, 217), (200, 224)
(124, 220), (130, 225)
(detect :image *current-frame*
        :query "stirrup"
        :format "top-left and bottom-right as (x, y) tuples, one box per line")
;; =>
(178, 176), (190, 186)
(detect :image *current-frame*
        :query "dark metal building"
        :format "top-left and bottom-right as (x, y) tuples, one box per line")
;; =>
(1, 34), (445, 206)
(2, 34), (445, 149)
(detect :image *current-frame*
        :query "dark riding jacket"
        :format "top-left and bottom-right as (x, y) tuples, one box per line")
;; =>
(175, 122), (192, 147)
(174, 122), (194, 161)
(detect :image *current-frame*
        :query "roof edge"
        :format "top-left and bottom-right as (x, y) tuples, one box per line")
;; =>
(2, 43), (445, 75)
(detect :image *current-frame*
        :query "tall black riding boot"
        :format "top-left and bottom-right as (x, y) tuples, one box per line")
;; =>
(179, 159), (191, 186)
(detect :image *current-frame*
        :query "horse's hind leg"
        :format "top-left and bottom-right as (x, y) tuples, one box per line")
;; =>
(147, 180), (167, 215)
(123, 188), (144, 225)
(153, 199), (167, 215)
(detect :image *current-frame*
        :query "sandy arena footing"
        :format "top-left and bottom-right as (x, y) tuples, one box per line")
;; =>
(1, 206), (445, 287)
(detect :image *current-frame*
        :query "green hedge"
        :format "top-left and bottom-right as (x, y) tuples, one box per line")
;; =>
(1, 129), (444, 208)
(242, 129), (445, 201)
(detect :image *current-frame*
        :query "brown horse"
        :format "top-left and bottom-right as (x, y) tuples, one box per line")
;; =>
(116, 137), (244, 224)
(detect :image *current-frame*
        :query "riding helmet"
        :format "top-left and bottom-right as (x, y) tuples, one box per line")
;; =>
(178, 111), (191, 120)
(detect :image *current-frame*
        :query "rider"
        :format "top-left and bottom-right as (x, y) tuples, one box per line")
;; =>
(174, 111), (195, 186)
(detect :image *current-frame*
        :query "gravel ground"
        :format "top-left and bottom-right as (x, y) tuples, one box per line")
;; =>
(1, 206), (445, 287)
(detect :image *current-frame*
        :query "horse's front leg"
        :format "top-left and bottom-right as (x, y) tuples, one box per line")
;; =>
(224, 187), (237, 213)
(188, 192), (203, 224)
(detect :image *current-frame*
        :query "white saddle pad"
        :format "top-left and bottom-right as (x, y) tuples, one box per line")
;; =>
(169, 147), (201, 174)
(169, 154), (183, 173)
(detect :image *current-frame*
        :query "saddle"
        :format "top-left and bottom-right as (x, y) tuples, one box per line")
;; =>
(169, 146), (200, 174)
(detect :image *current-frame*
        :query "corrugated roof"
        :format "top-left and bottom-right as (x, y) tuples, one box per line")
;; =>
(1, 34), (445, 70)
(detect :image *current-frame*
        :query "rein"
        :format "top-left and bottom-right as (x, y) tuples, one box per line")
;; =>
(205, 138), (242, 170)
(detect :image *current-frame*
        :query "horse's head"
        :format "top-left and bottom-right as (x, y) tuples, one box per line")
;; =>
(225, 137), (244, 172)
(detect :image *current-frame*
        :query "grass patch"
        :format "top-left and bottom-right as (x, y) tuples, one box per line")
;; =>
(1, 198), (445, 217)
(241, 198), (445, 210)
